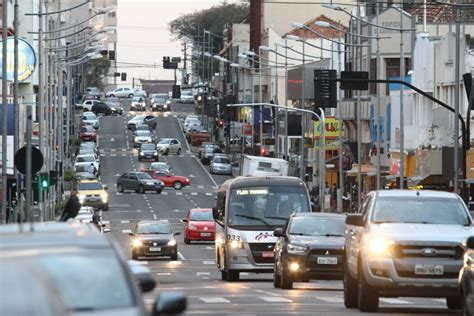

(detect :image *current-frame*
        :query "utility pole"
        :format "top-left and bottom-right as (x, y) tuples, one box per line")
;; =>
(399, 7), (405, 190)
(38, 0), (45, 220)
(2, 0), (8, 223)
(454, 5), (460, 194)
(13, 0), (19, 222)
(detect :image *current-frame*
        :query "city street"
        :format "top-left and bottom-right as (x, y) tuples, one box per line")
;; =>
(99, 100), (456, 316)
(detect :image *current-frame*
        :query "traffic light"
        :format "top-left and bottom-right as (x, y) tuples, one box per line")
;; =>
(121, 72), (127, 81)
(39, 172), (49, 189)
(49, 170), (59, 186)
(260, 147), (266, 157)
(217, 120), (224, 128)
(163, 56), (170, 69)
(172, 85), (181, 98)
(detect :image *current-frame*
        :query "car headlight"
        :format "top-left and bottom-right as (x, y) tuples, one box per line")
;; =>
(146, 182), (154, 185)
(289, 262), (300, 272)
(78, 194), (86, 203)
(287, 244), (307, 254)
(132, 239), (142, 247)
(465, 252), (474, 267)
(100, 193), (108, 202)
(167, 239), (177, 246)
(140, 152), (145, 156)
(188, 224), (197, 230)
(229, 240), (244, 249)
(368, 238), (394, 256)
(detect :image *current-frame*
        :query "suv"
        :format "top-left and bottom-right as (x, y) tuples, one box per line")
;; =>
(75, 180), (109, 211)
(344, 190), (474, 312)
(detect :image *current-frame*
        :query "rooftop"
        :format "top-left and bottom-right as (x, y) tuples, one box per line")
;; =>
(285, 15), (347, 39)
(407, 1), (474, 24)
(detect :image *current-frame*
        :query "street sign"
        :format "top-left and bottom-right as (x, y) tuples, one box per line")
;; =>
(340, 71), (369, 91)
(264, 138), (275, 146)
(314, 70), (337, 109)
(14, 146), (44, 175)
(171, 57), (181, 63)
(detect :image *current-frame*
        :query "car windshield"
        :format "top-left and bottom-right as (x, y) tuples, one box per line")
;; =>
(76, 156), (95, 163)
(77, 182), (103, 191)
(137, 222), (171, 234)
(372, 197), (471, 225)
(82, 114), (96, 120)
(181, 91), (192, 96)
(214, 157), (230, 164)
(289, 217), (345, 236)
(141, 144), (155, 150)
(154, 97), (167, 103)
(132, 115), (145, 121)
(135, 130), (150, 136)
(157, 139), (170, 145)
(227, 185), (310, 229)
(190, 211), (213, 221)
(136, 173), (152, 179)
(150, 163), (169, 170)
(132, 97), (142, 102)
(186, 118), (200, 124)
(81, 127), (94, 133)
(3, 248), (136, 311)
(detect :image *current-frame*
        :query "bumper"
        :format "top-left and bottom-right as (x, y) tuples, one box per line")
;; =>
(212, 168), (232, 175)
(80, 200), (108, 210)
(225, 246), (274, 273)
(362, 256), (461, 296)
(284, 253), (343, 280)
(134, 245), (177, 257)
(143, 183), (164, 190)
(138, 154), (158, 160)
(186, 230), (215, 241)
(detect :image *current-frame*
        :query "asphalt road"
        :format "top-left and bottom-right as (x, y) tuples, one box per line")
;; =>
(98, 98), (459, 316)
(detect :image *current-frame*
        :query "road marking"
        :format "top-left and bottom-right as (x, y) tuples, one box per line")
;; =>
(189, 174), (196, 178)
(205, 193), (213, 196)
(259, 297), (292, 303)
(202, 260), (215, 265)
(193, 156), (218, 187)
(178, 251), (186, 260)
(161, 192), (168, 195)
(199, 297), (230, 304)
(110, 204), (131, 208)
(196, 272), (210, 276)
(111, 154), (117, 157)
(111, 149), (116, 152)
(122, 229), (132, 234)
(136, 210), (142, 212)
(172, 209), (181, 213)
(121, 154), (127, 157)
(153, 214), (157, 219)
(254, 289), (280, 297)
(380, 298), (412, 305)
(318, 297), (344, 303)
(121, 220), (130, 224)
(100, 154), (106, 157)
(156, 272), (171, 276)
(197, 185), (204, 189)
(115, 173), (121, 176)
(175, 192), (183, 195)
(191, 192), (198, 196)
(203, 246), (214, 250)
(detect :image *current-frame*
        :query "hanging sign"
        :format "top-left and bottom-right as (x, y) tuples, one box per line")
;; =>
(0, 38), (37, 81)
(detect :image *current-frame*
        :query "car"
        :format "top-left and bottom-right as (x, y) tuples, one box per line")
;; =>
(130, 96), (146, 111)
(201, 145), (222, 165)
(183, 117), (201, 132)
(183, 208), (214, 244)
(344, 190), (474, 312)
(129, 220), (180, 260)
(81, 94), (101, 103)
(133, 130), (154, 148)
(142, 169), (190, 190)
(185, 121), (203, 135)
(79, 125), (97, 142)
(127, 115), (156, 130)
(273, 213), (346, 290)
(74, 206), (95, 222)
(79, 141), (99, 156)
(81, 99), (101, 111)
(91, 101), (113, 116)
(156, 138), (181, 155)
(77, 148), (98, 160)
(150, 93), (171, 111)
(85, 86), (101, 96)
(74, 167), (97, 181)
(116, 172), (164, 194)
(106, 87), (135, 98)
(179, 90), (194, 103)
(74, 154), (99, 175)
(198, 142), (214, 158)
(210, 154), (233, 175)
(134, 124), (152, 134)
(138, 143), (159, 161)
(81, 112), (99, 130)
(185, 125), (206, 142)
(74, 179), (109, 211)
(460, 236), (474, 316)
(133, 89), (147, 97)
(106, 101), (124, 115)
(0, 222), (187, 316)
(149, 162), (171, 173)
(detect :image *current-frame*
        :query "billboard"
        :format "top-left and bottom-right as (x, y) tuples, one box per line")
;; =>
(0, 38), (36, 81)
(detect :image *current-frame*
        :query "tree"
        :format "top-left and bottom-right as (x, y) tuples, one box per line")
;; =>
(85, 56), (111, 90)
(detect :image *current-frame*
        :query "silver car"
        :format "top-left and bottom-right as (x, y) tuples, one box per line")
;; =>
(156, 138), (181, 155)
(105, 87), (134, 98)
(130, 96), (146, 111)
(133, 130), (154, 148)
(210, 154), (232, 175)
(179, 90), (194, 103)
(149, 162), (171, 173)
(81, 112), (99, 130)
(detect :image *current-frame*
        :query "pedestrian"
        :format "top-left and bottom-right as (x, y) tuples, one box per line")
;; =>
(331, 184), (337, 211)
(324, 182), (331, 195)
(89, 163), (97, 175)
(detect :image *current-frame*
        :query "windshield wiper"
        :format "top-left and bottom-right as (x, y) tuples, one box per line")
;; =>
(265, 216), (288, 221)
(71, 307), (96, 312)
(321, 233), (344, 237)
(291, 233), (310, 236)
(235, 214), (274, 229)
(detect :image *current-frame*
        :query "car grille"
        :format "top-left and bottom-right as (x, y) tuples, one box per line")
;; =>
(248, 243), (275, 264)
(142, 240), (169, 247)
(397, 271), (459, 279)
(392, 243), (464, 260)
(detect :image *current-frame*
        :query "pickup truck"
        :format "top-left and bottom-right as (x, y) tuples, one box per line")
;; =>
(344, 190), (474, 312)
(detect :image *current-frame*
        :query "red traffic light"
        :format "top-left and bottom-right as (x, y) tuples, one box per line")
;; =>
(260, 147), (266, 156)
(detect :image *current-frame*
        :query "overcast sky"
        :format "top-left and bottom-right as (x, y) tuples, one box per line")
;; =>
(117, 0), (230, 85)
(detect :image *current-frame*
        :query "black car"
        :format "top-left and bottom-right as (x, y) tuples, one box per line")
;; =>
(200, 145), (222, 165)
(116, 172), (164, 194)
(91, 101), (112, 115)
(460, 236), (474, 316)
(107, 101), (123, 115)
(273, 213), (346, 289)
(129, 220), (180, 260)
(139, 143), (159, 162)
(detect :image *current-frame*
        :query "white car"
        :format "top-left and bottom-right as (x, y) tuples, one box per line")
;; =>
(183, 117), (201, 132)
(130, 96), (146, 111)
(133, 130), (154, 147)
(74, 154), (99, 175)
(149, 162), (171, 173)
(81, 112), (99, 130)
(179, 90), (194, 103)
(106, 87), (135, 98)
(156, 138), (181, 155)
(81, 100), (101, 112)
(74, 206), (94, 223)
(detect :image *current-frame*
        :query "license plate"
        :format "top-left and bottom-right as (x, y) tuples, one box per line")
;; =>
(415, 264), (443, 275)
(201, 233), (211, 237)
(262, 251), (274, 258)
(317, 257), (338, 265)
(149, 247), (161, 252)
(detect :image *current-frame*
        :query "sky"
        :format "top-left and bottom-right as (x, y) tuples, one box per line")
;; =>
(117, 0), (230, 85)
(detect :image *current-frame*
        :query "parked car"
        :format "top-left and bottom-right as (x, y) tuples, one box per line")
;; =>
(74, 154), (99, 175)
(183, 208), (214, 244)
(133, 89), (147, 97)
(74, 165), (97, 181)
(79, 141), (99, 156)
(179, 90), (194, 103)
(183, 117), (201, 132)
(344, 190), (474, 312)
(156, 138), (181, 155)
(81, 99), (101, 112)
(210, 154), (233, 175)
(142, 169), (190, 190)
(116, 172), (164, 194)
(150, 93), (171, 111)
(130, 220), (180, 260)
(198, 142), (214, 159)
(75, 180), (109, 211)
(74, 206), (94, 223)
(149, 162), (171, 173)
(460, 236), (474, 316)
(133, 130), (154, 148)
(106, 87), (135, 98)
(79, 126), (97, 142)
(128, 115), (157, 130)
(106, 101), (124, 115)
(138, 143), (159, 162)
(130, 96), (146, 111)
(273, 213), (346, 289)
(85, 86), (101, 96)
(81, 112), (99, 130)
(91, 101), (113, 116)
(201, 145), (222, 165)
(81, 94), (101, 103)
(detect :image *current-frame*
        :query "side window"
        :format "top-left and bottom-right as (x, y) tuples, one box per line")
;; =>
(360, 195), (372, 221)
(171, 140), (177, 145)
(216, 191), (226, 224)
(157, 172), (166, 177)
(130, 175), (137, 180)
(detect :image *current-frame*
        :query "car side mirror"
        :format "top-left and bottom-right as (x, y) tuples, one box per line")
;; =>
(129, 232), (135, 237)
(174, 232), (181, 236)
(182, 219), (188, 223)
(212, 207), (219, 220)
(466, 236), (474, 249)
(273, 228), (284, 237)
(346, 214), (365, 227)
(103, 185), (108, 191)
(127, 260), (156, 293)
(152, 291), (187, 316)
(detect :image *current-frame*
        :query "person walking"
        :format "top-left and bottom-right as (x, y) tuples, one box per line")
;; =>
(331, 183), (337, 212)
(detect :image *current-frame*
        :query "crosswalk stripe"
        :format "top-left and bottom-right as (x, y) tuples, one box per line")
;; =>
(161, 192), (168, 195)
(259, 297), (292, 303)
(317, 297), (344, 303)
(121, 220), (130, 224)
(156, 272), (171, 276)
(191, 192), (198, 196)
(205, 193), (213, 196)
(380, 298), (413, 305)
(199, 297), (230, 304)
(202, 260), (215, 265)
(196, 272), (210, 276)
(111, 154), (117, 157)
(176, 192), (183, 195)
(122, 229), (132, 234)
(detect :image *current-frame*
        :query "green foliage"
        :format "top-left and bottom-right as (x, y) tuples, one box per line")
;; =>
(85, 56), (111, 91)
(74, 138), (82, 147)
(64, 170), (75, 182)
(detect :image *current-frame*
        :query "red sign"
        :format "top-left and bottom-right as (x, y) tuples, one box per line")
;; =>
(242, 124), (252, 136)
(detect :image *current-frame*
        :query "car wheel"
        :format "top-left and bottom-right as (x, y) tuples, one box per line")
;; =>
(184, 237), (190, 244)
(138, 157), (142, 161)
(128, 94), (133, 98)
(173, 181), (183, 190)
(358, 268), (379, 312)
(343, 263), (359, 308)
(177, 148), (181, 155)
(117, 184), (124, 193)
(221, 270), (228, 281)
(132, 251), (138, 260)
(156, 189), (162, 194)
(273, 262), (281, 288)
(280, 269), (293, 289)
(226, 270), (239, 282)
(138, 185), (145, 194)
(446, 296), (462, 310)
(110, 94), (115, 97)
(164, 148), (169, 155)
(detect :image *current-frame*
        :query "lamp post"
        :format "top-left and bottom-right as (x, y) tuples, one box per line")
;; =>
(1, 0), (8, 223)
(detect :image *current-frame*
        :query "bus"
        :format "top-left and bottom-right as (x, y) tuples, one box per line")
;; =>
(213, 176), (312, 281)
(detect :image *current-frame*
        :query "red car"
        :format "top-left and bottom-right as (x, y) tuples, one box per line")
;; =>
(183, 208), (214, 244)
(79, 126), (97, 142)
(142, 170), (190, 190)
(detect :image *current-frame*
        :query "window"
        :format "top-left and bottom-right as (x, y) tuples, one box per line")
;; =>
(77, 182), (103, 191)
(216, 191), (226, 224)
(157, 172), (167, 177)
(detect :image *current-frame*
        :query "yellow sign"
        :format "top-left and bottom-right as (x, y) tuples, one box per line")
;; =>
(314, 117), (340, 140)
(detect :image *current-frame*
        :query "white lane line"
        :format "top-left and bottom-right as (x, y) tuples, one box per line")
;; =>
(100, 154), (106, 157)
(122, 229), (132, 234)
(380, 298), (413, 305)
(121, 220), (130, 224)
(254, 289), (280, 297)
(175, 192), (183, 196)
(111, 149), (116, 152)
(202, 260), (215, 265)
(259, 296), (292, 303)
(196, 272), (210, 276)
(126, 139), (130, 149)
(191, 192), (198, 196)
(136, 210), (142, 212)
(199, 297), (230, 304)
(172, 209), (181, 213)
(153, 214), (157, 219)
(161, 192), (168, 195)
(156, 272), (171, 276)
(198, 185), (204, 189)
(317, 297), (344, 303)
(176, 117), (190, 151)
(178, 251), (186, 260)
(205, 193), (213, 196)
(193, 156), (218, 187)
(111, 154), (117, 157)
(203, 246), (214, 250)
(121, 154), (127, 157)
(189, 174), (196, 178)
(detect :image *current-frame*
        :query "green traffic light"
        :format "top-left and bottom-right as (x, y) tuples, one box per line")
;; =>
(40, 179), (48, 188)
